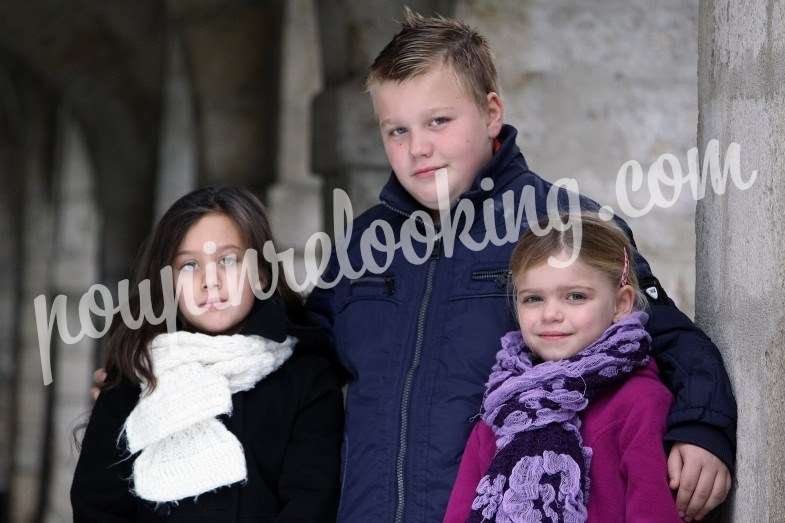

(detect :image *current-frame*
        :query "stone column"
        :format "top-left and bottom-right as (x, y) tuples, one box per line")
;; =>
(0, 66), (23, 523)
(173, 0), (285, 196)
(457, 0), (700, 315)
(155, 31), (197, 219)
(695, 0), (785, 520)
(267, 0), (323, 289)
(43, 109), (100, 522)
(9, 81), (56, 523)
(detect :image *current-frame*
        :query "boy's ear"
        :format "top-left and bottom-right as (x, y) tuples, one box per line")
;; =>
(485, 92), (504, 138)
(613, 285), (635, 322)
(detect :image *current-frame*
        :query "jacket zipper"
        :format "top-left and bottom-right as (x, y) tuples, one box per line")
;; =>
(382, 201), (411, 219)
(471, 269), (512, 288)
(393, 237), (441, 523)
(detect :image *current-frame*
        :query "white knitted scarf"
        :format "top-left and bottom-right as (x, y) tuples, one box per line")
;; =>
(122, 330), (295, 503)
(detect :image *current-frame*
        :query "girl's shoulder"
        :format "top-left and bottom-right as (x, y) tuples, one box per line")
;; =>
(286, 317), (350, 384)
(597, 359), (673, 415)
(85, 377), (143, 439)
(96, 376), (143, 411)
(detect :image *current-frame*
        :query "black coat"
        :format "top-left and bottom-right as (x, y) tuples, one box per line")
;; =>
(71, 297), (344, 522)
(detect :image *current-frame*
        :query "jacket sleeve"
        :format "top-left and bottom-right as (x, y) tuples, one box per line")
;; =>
(443, 422), (496, 523)
(614, 216), (738, 471)
(71, 382), (139, 522)
(304, 256), (354, 383)
(619, 382), (682, 522)
(276, 356), (344, 522)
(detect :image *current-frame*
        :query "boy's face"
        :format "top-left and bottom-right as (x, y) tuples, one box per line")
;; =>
(370, 63), (503, 210)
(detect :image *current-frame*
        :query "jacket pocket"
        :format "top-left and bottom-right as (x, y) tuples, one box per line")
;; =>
(348, 274), (396, 296)
(449, 266), (512, 300)
(334, 273), (400, 393)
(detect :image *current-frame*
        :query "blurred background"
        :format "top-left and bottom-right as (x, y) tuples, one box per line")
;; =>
(0, 0), (707, 521)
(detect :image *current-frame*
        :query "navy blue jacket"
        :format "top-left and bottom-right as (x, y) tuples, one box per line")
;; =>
(306, 124), (737, 522)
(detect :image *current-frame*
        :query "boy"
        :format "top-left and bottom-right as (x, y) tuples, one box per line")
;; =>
(306, 8), (736, 523)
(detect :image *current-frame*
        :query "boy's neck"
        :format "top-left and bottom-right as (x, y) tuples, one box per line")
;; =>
(426, 137), (503, 221)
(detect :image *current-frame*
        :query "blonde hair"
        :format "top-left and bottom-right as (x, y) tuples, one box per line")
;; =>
(366, 6), (498, 108)
(510, 213), (649, 311)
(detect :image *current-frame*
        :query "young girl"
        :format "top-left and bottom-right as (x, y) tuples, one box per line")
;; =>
(71, 186), (344, 522)
(443, 213), (681, 522)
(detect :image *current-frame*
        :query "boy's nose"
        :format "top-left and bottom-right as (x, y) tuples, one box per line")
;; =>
(409, 131), (433, 158)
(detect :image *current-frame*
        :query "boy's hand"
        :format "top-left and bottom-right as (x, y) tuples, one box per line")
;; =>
(91, 368), (107, 400)
(667, 442), (731, 521)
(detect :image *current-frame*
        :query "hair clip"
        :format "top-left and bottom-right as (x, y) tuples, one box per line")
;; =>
(619, 247), (630, 287)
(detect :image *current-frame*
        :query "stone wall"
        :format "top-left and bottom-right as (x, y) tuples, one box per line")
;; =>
(696, 0), (785, 520)
(457, 0), (699, 314)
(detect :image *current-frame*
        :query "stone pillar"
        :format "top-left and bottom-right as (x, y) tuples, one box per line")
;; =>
(9, 82), (56, 523)
(695, 0), (785, 520)
(173, 0), (285, 197)
(155, 31), (197, 219)
(43, 109), (100, 522)
(0, 66), (23, 523)
(457, 0), (700, 315)
(267, 0), (323, 289)
(312, 1), (456, 226)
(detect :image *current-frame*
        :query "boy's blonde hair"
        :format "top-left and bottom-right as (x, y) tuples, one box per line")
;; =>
(510, 213), (649, 311)
(366, 6), (498, 108)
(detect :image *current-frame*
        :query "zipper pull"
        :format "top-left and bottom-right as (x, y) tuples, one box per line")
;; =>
(384, 277), (396, 295)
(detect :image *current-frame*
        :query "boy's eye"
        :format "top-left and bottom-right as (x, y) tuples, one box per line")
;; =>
(566, 292), (587, 302)
(429, 117), (450, 127)
(220, 254), (238, 267)
(389, 127), (407, 137)
(180, 260), (198, 272)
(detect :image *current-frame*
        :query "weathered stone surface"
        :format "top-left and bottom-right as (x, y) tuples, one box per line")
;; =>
(457, 0), (699, 314)
(696, 1), (785, 520)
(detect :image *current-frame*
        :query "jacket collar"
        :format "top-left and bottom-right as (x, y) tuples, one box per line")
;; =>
(239, 294), (288, 342)
(378, 124), (527, 216)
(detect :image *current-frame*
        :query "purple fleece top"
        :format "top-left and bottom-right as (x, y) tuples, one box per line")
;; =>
(444, 360), (681, 522)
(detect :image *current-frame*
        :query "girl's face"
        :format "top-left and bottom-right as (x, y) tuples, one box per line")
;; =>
(514, 251), (635, 362)
(173, 213), (256, 334)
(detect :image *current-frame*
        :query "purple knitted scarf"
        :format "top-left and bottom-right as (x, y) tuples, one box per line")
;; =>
(468, 311), (651, 523)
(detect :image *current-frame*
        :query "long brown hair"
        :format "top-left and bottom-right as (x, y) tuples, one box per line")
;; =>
(102, 186), (301, 391)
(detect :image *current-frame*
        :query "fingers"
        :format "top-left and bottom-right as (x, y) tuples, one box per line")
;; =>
(91, 368), (107, 401)
(722, 470), (732, 500)
(683, 466), (718, 521)
(667, 446), (683, 490)
(693, 469), (730, 521)
(93, 368), (107, 384)
(676, 457), (701, 517)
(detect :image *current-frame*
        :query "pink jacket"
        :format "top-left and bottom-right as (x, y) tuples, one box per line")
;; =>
(443, 360), (681, 522)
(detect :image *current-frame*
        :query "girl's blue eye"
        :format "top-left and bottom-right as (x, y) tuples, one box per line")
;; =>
(220, 255), (238, 267)
(180, 260), (198, 272)
(567, 292), (587, 301)
(520, 295), (541, 304)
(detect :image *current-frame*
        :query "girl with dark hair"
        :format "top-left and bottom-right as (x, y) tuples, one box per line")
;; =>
(71, 186), (343, 522)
